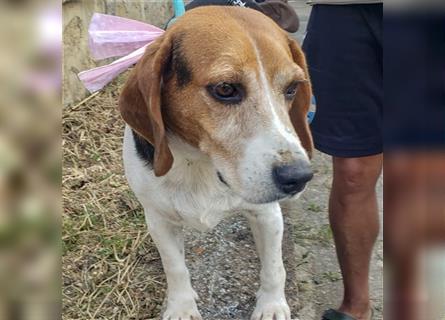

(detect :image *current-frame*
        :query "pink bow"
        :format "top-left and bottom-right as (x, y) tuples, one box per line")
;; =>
(78, 13), (165, 93)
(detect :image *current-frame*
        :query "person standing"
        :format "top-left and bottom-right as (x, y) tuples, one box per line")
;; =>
(302, 1), (383, 319)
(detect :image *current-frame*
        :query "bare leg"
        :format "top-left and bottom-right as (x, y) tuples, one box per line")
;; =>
(329, 154), (382, 319)
(245, 203), (291, 320)
(145, 210), (202, 320)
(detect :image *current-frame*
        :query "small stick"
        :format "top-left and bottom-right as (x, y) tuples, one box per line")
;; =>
(70, 91), (100, 110)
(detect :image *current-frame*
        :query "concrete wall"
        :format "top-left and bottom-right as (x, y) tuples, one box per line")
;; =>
(63, 0), (173, 106)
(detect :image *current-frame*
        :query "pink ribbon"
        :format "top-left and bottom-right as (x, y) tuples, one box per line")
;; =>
(78, 13), (165, 93)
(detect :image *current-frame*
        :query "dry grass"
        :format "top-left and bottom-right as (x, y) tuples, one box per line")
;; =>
(62, 76), (165, 320)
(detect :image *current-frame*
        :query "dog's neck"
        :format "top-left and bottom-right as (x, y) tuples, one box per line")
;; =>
(131, 128), (234, 204)
(131, 129), (214, 176)
(168, 134), (210, 165)
(165, 134), (223, 188)
(162, 134), (241, 230)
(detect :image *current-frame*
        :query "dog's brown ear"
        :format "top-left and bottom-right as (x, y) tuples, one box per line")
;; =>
(119, 35), (174, 176)
(288, 38), (314, 159)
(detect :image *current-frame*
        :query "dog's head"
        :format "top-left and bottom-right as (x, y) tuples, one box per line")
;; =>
(119, 6), (313, 204)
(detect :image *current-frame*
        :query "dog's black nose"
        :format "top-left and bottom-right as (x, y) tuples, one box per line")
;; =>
(273, 161), (313, 194)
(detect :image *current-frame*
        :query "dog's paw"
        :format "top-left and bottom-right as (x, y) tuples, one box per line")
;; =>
(251, 295), (291, 320)
(163, 301), (202, 320)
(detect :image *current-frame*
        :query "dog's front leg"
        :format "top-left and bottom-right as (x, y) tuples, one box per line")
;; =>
(245, 203), (291, 320)
(144, 210), (202, 320)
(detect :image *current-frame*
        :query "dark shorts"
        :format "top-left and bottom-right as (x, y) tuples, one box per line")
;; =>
(303, 4), (383, 157)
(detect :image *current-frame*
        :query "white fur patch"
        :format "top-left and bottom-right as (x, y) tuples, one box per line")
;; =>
(252, 45), (301, 147)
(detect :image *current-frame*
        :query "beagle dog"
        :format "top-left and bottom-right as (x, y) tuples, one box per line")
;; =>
(119, 6), (313, 320)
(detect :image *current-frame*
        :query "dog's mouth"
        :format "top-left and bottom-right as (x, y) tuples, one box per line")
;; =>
(216, 170), (289, 204)
(216, 171), (229, 187)
(216, 169), (306, 204)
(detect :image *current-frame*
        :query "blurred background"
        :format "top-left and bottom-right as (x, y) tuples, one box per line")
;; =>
(0, 0), (60, 319)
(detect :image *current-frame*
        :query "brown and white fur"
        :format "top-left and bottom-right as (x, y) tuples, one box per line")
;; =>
(119, 6), (314, 320)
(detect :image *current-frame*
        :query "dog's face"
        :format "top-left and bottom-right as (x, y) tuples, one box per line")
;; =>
(120, 7), (313, 204)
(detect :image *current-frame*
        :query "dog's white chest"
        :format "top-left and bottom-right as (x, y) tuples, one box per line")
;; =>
(162, 165), (243, 231)
(173, 199), (238, 231)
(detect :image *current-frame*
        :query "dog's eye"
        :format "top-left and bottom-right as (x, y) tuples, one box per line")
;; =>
(284, 82), (299, 100)
(207, 82), (243, 104)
